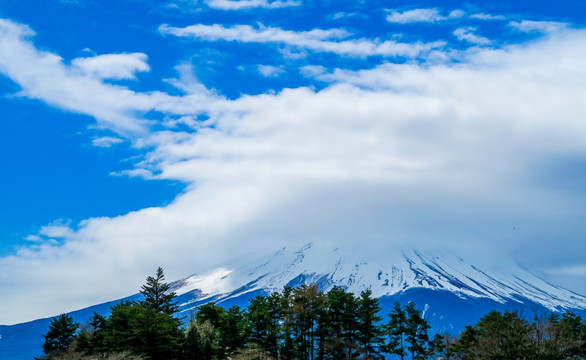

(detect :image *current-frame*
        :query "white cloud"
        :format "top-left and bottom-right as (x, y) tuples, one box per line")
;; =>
(257, 64), (284, 77)
(205, 0), (301, 10)
(448, 9), (466, 19)
(0, 19), (221, 136)
(330, 12), (368, 20)
(159, 23), (444, 57)
(386, 8), (464, 24)
(39, 224), (75, 239)
(1, 18), (586, 324)
(470, 13), (506, 21)
(24, 234), (43, 242)
(71, 53), (150, 80)
(453, 27), (491, 45)
(509, 20), (569, 33)
(91, 136), (125, 147)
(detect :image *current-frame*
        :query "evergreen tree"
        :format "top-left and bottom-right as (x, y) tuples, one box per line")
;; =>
(548, 311), (586, 359)
(219, 305), (248, 356)
(196, 302), (225, 328)
(429, 333), (457, 360)
(75, 312), (108, 355)
(247, 295), (272, 351)
(41, 313), (79, 357)
(325, 286), (359, 359)
(279, 286), (296, 360)
(455, 310), (532, 360)
(101, 268), (183, 360)
(140, 267), (178, 314)
(184, 320), (215, 360)
(266, 291), (283, 358)
(404, 302), (430, 360)
(246, 292), (282, 358)
(452, 325), (477, 360)
(105, 301), (144, 353)
(356, 289), (383, 359)
(134, 306), (183, 360)
(314, 292), (330, 360)
(383, 302), (407, 360)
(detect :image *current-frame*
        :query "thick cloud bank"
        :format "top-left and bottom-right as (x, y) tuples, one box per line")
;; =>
(0, 18), (585, 324)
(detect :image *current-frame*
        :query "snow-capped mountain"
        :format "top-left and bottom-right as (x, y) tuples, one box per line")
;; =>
(2, 242), (585, 360)
(169, 242), (586, 315)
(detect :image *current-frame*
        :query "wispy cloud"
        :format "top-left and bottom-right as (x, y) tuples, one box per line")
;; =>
(205, 0), (301, 10)
(0, 19), (147, 134)
(0, 19), (220, 136)
(158, 23), (444, 57)
(453, 27), (491, 45)
(509, 20), (569, 33)
(330, 12), (368, 20)
(91, 136), (125, 147)
(386, 8), (464, 24)
(469, 13), (506, 21)
(72, 53), (150, 80)
(257, 64), (284, 77)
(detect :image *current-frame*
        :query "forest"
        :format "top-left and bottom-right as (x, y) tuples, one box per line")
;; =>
(37, 268), (586, 360)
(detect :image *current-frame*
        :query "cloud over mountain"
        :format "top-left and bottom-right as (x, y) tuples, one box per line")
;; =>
(0, 3), (585, 325)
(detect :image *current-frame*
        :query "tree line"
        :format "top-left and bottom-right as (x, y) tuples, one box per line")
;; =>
(38, 268), (586, 360)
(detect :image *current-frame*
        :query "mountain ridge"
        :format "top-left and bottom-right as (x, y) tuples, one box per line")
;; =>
(1, 242), (584, 360)
(169, 242), (586, 315)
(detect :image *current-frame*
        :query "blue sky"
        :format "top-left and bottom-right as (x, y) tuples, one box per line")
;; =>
(0, 0), (585, 324)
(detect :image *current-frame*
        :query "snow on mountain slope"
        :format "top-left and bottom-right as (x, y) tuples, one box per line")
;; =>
(3, 242), (584, 360)
(169, 242), (586, 312)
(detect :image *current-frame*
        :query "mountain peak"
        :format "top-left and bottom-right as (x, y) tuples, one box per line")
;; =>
(170, 242), (586, 312)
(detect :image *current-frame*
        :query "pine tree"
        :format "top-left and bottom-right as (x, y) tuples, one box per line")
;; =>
(356, 289), (383, 359)
(219, 305), (248, 356)
(134, 306), (183, 360)
(266, 291), (283, 358)
(75, 312), (108, 355)
(429, 333), (457, 360)
(184, 320), (215, 360)
(404, 302), (430, 360)
(140, 267), (178, 314)
(247, 295), (272, 351)
(383, 302), (407, 360)
(325, 286), (359, 359)
(105, 301), (144, 353)
(41, 313), (79, 356)
(457, 310), (532, 360)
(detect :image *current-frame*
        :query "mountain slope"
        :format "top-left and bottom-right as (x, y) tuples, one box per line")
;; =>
(2, 242), (584, 360)
(170, 242), (586, 314)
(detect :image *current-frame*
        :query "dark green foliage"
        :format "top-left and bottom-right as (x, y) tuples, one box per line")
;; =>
(429, 333), (457, 360)
(184, 320), (215, 360)
(356, 289), (383, 359)
(41, 313), (79, 356)
(404, 302), (431, 360)
(75, 312), (108, 355)
(195, 302), (225, 328)
(461, 310), (532, 360)
(63, 268), (183, 360)
(552, 311), (586, 358)
(246, 293), (281, 357)
(325, 285), (360, 359)
(381, 302), (432, 360)
(40, 269), (586, 360)
(219, 306), (248, 356)
(105, 301), (144, 352)
(140, 267), (178, 314)
(444, 309), (586, 360)
(383, 302), (407, 360)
